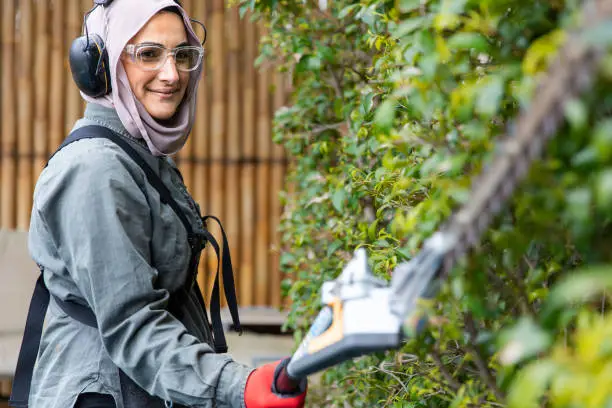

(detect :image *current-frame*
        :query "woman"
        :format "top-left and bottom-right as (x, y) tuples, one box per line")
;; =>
(22, 1), (306, 407)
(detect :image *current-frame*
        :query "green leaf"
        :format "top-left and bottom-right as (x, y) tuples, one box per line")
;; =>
(545, 265), (612, 312)
(475, 75), (505, 117)
(392, 17), (429, 38)
(399, 0), (422, 13)
(308, 56), (322, 70)
(280, 251), (296, 266)
(326, 241), (343, 257)
(564, 99), (588, 129)
(506, 360), (558, 408)
(447, 32), (490, 52)
(593, 119), (612, 161)
(338, 4), (359, 19)
(440, 0), (467, 14)
(498, 317), (552, 366)
(367, 220), (379, 241)
(374, 98), (397, 132)
(596, 169), (612, 211)
(332, 188), (346, 212)
(564, 187), (591, 225)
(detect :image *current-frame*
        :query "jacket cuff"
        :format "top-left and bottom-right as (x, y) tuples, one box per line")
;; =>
(216, 360), (255, 408)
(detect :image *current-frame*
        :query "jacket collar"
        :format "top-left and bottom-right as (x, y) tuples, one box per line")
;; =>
(82, 103), (148, 149)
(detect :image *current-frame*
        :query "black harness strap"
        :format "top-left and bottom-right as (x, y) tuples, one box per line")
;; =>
(10, 125), (241, 407)
(9, 275), (49, 408)
(204, 216), (242, 340)
(54, 126), (195, 233)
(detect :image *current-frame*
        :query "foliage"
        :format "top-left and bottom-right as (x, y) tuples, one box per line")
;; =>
(238, 0), (612, 406)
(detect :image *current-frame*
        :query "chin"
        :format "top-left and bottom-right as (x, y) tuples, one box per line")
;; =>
(147, 105), (179, 121)
(151, 110), (177, 121)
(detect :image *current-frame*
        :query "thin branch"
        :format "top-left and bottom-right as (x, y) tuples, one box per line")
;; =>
(310, 122), (346, 134)
(463, 313), (505, 402)
(371, 361), (412, 396)
(430, 347), (462, 392)
(326, 65), (344, 100)
(346, 65), (370, 83)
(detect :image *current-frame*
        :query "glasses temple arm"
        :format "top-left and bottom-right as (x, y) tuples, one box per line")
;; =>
(190, 18), (207, 46)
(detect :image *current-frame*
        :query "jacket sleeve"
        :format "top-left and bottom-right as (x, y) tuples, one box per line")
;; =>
(34, 142), (253, 407)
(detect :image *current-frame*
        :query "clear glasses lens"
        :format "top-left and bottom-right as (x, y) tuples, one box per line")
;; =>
(134, 45), (203, 72)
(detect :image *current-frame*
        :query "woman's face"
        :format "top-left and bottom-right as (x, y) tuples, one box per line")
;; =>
(122, 11), (190, 121)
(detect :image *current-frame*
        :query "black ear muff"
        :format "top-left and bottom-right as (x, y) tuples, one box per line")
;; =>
(69, 33), (111, 98)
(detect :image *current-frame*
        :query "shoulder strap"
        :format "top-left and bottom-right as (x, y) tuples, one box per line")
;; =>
(9, 275), (48, 407)
(55, 126), (195, 237)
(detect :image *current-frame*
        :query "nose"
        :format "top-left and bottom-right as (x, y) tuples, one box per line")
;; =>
(158, 55), (179, 82)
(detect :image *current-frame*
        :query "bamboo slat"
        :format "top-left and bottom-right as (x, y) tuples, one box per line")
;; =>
(33, 0), (50, 182)
(239, 10), (257, 307)
(254, 24), (271, 306)
(1, 0), (17, 229)
(193, 0), (210, 298)
(205, 0), (226, 301)
(176, 0), (194, 191)
(223, 4), (241, 308)
(48, 0), (65, 152)
(0, 378), (11, 397)
(64, 0), (81, 136)
(0, 0), (3, 227)
(0, 1), (290, 311)
(0, 0), (3, 226)
(17, 0), (34, 229)
(80, 0), (90, 113)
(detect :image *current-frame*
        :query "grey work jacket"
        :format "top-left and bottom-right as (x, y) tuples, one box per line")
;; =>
(27, 103), (252, 408)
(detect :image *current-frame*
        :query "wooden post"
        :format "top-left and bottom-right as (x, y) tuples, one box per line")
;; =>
(80, 0), (90, 113)
(64, 0), (81, 136)
(223, 4), (242, 308)
(0, 379), (12, 397)
(176, 0), (194, 191)
(33, 0), (50, 183)
(206, 0), (226, 301)
(49, 0), (65, 152)
(239, 10), (257, 307)
(254, 24), (271, 305)
(1, 0), (17, 229)
(17, 0), (35, 229)
(193, 0), (210, 300)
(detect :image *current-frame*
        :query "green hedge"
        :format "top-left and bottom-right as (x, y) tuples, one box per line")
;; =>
(238, 1), (612, 406)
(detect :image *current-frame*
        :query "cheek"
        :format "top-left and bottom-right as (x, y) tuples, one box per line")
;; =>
(179, 73), (190, 94)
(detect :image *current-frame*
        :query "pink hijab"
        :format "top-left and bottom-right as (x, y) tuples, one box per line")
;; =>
(82, 0), (203, 156)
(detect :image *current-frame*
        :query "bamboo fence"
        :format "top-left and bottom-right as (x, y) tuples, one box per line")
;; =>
(0, 1), (290, 310)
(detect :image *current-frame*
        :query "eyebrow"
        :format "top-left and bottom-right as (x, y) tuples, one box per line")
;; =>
(137, 41), (190, 48)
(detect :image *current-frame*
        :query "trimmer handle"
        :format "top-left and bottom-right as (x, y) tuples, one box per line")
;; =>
(271, 358), (306, 396)
(273, 364), (303, 395)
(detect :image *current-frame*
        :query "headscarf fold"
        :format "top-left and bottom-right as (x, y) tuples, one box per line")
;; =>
(81, 0), (202, 156)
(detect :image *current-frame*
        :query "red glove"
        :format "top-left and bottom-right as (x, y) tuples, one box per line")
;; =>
(244, 358), (307, 408)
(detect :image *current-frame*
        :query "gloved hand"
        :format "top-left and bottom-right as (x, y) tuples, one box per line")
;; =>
(244, 358), (307, 408)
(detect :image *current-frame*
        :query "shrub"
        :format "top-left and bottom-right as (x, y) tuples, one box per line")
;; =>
(239, 0), (612, 406)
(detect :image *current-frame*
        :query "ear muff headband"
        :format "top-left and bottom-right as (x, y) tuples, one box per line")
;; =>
(92, 37), (110, 95)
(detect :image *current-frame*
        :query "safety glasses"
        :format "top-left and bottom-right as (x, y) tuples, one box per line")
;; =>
(123, 43), (204, 72)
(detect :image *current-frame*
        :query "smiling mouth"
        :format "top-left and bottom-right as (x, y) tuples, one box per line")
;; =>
(149, 89), (179, 97)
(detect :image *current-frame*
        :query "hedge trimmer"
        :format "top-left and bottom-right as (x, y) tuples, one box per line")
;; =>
(269, 0), (612, 395)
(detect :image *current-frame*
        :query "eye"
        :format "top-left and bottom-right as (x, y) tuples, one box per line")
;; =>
(137, 47), (163, 62)
(175, 48), (195, 65)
